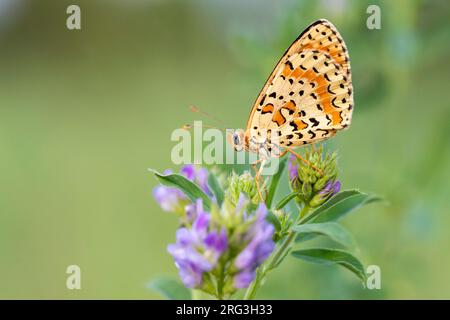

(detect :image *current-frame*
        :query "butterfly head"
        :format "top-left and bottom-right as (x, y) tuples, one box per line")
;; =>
(227, 129), (246, 152)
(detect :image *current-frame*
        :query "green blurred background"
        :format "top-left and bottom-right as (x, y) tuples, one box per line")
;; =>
(1, 0), (449, 299)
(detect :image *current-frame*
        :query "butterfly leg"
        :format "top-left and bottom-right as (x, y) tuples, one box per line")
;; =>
(285, 147), (323, 175)
(254, 159), (267, 201)
(251, 158), (266, 201)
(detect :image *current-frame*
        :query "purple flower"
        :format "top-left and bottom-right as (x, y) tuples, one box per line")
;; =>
(233, 203), (275, 288)
(185, 202), (197, 222)
(194, 167), (211, 196)
(180, 165), (196, 180)
(205, 229), (228, 254)
(288, 154), (299, 181)
(333, 181), (341, 194)
(152, 169), (187, 212)
(234, 270), (256, 289)
(153, 165), (212, 213)
(319, 180), (341, 198)
(167, 199), (228, 288)
(181, 165), (212, 196)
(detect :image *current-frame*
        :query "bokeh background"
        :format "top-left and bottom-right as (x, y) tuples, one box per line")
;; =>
(1, 0), (449, 299)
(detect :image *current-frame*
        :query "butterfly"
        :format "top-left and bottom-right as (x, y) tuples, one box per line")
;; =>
(226, 19), (353, 199)
(228, 19), (353, 163)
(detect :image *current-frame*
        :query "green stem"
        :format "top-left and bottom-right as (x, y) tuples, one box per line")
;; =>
(299, 204), (309, 220)
(243, 205), (310, 299)
(216, 263), (226, 299)
(243, 268), (262, 300)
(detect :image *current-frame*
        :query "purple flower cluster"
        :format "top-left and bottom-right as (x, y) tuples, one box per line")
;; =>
(153, 165), (276, 292)
(167, 199), (227, 288)
(165, 195), (275, 290)
(152, 165), (211, 213)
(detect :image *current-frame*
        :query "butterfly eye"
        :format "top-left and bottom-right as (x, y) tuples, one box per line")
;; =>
(233, 133), (240, 145)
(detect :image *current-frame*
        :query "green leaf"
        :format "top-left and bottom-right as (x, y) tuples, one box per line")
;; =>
(150, 169), (211, 210)
(291, 248), (366, 282)
(265, 211), (281, 232)
(265, 157), (287, 208)
(208, 173), (224, 206)
(147, 277), (192, 300)
(300, 190), (382, 224)
(293, 222), (355, 248)
(274, 192), (298, 210)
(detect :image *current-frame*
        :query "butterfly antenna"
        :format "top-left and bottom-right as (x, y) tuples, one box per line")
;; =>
(181, 123), (227, 132)
(189, 105), (230, 128)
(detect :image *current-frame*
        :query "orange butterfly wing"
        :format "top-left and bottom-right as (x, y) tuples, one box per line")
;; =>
(245, 19), (353, 149)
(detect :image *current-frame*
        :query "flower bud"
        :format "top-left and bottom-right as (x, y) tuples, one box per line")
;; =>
(225, 171), (259, 209)
(288, 146), (340, 208)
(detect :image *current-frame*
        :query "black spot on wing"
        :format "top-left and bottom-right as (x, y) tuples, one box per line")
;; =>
(286, 61), (294, 70)
(327, 84), (335, 94)
(331, 97), (339, 108)
(259, 94), (266, 106)
(309, 118), (319, 127)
